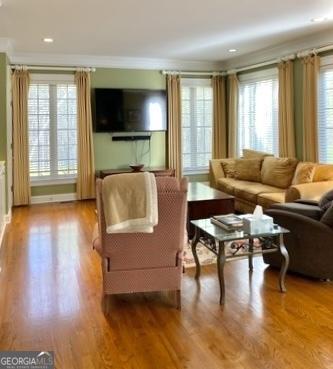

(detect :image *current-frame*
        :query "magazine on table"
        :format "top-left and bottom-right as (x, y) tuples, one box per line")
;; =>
(210, 214), (243, 231)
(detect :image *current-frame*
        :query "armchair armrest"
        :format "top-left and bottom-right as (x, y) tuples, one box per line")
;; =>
(209, 159), (225, 188)
(294, 199), (319, 206)
(267, 209), (333, 239)
(270, 202), (322, 220)
(285, 180), (333, 202)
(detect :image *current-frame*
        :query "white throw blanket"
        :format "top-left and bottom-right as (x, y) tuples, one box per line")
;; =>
(102, 172), (158, 233)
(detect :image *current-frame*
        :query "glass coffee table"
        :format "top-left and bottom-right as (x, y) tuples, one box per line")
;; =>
(191, 218), (290, 304)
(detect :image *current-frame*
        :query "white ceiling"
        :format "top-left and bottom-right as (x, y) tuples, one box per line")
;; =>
(1, 0), (333, 68)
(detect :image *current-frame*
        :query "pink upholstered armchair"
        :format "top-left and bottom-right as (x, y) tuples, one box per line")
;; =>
(93, 176), (188, 308)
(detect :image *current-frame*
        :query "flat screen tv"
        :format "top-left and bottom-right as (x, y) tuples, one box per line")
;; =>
(93, 88), (167, 132)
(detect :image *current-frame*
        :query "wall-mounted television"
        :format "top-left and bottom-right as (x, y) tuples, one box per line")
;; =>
(93, 88), (167, 132)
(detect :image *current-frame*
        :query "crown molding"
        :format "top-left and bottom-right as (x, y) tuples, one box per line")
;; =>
(8, 52), (223, 71)
(221, 27), (333, 70)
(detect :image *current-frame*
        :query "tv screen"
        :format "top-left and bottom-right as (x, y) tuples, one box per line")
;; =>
(93, 88), (167, 132)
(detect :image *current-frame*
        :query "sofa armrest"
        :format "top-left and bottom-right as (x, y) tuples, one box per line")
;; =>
(209, 159), (225, 188)
(285, 181), (333, 202)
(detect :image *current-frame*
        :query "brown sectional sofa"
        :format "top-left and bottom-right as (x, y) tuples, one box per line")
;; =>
(210, 152), (333, 213)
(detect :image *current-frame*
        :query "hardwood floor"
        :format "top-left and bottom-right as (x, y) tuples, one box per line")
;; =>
(0, 201), (333, 369)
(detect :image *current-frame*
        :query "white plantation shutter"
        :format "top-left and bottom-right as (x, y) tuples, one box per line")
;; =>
(318, 58), (333, 163)
(238, 68), (279, 157)
(28, 74), (77, 183)
(181, 78), (213, 173)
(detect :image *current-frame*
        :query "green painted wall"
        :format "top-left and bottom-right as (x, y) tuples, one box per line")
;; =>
(31, 183), (76, 196)
(0, 53), (8, 212)
(186, 173), (209, 182)
(0, 54), (6, 162)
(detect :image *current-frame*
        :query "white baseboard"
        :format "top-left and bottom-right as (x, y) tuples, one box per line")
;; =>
(31, 193), (77, 205)
(4, 209), (11, 224)
(0, 209), (11, 249)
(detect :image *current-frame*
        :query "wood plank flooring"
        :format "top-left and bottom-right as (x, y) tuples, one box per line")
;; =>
(0, 201), (333, 369)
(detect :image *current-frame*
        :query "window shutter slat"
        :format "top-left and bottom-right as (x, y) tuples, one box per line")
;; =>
(28, 80), (78, 181)
(238, 69), (279, 157)
(318, 66), (333, 163)
(181, 79), (213, 173)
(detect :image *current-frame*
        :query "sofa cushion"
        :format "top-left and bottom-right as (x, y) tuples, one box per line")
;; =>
(292, 162), (316, 185)
(243, 149), (273, 159)
(217, 178), (239, 195)
(261, 157), (298, 189)
(270, 202), (323, 220)
(220, 158), (236, 178)
(313, 164), (333, 182)
(257, 192), (286, 208)
(233, 181), (284, 203)
(321, 202), (333, 228)
(234, 158), (262, 182)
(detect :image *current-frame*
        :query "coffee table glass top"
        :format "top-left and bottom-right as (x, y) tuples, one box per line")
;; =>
(191, 218), (289, 242)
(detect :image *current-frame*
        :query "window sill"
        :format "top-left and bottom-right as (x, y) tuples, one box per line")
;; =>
(30, 177), (77, 187)
(183, 170), (209, 176)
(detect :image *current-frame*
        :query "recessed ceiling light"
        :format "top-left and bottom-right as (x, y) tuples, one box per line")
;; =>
(43, 38), (54, 43)
(311, 17), (328, 23)
(228, 48), (237, 53)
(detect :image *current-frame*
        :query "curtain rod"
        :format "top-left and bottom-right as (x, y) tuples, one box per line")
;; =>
(161, 70), (226, 76)
(226, 54), (295, 75)
(297, 44), (333, 58)
(10, 65), (96, 72)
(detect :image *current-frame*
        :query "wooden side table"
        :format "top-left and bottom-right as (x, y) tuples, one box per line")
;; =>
(96, 167), (175, 179)
(187, 182), (235, 238)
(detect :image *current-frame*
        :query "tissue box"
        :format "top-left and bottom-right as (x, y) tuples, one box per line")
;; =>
(243, 214), (274, 234)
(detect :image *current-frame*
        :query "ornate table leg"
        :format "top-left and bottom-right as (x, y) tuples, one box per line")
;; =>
(278, 234), (289, 292)
(248, 238), (254, 272)
(191, 226), (201, 279)
(217, 241), (227, 304)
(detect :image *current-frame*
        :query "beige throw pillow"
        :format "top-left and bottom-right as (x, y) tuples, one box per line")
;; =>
(261, 157), (298, 189)
(243, 149), (273, 160)
(292, 162), (316, 185)
(220, 159), (236, 178)
(234, 158), (262, 182)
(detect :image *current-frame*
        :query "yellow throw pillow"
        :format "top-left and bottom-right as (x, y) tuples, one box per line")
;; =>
(261, 157), (298, 189)
(220, 159), (236, 178)
(292, 162), (316, 185)
(243, 148), (273, 160)
(234, 158), (262, 182)
(313, 164), (333, 182)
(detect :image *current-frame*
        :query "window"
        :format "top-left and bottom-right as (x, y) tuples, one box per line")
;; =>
(181, 78), (213, 173)
(238, 68), (279, 156)
(28, 74), (77, 184)
(318, 56), (333, 163)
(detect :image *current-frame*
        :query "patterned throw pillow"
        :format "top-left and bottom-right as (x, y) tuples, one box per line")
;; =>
(292, 162), (316, 185)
